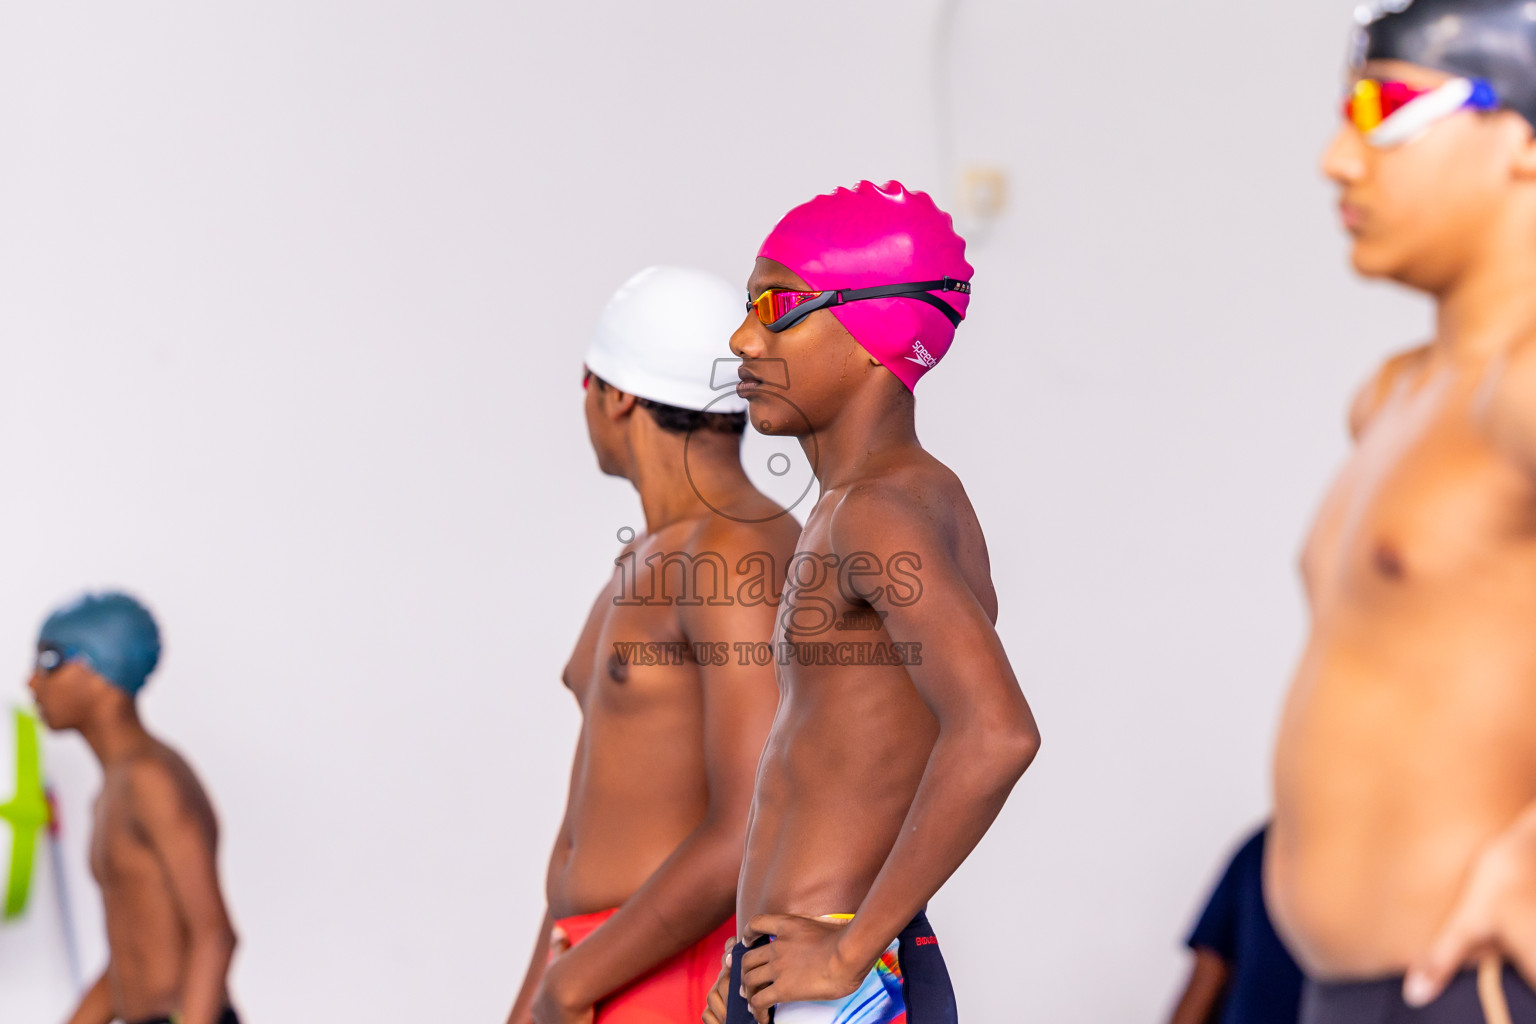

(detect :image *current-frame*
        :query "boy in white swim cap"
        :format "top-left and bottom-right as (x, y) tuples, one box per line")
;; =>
(506, 267), (800, 1024)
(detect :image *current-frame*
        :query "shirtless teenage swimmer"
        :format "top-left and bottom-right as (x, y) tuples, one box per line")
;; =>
(29, 593), (240, 1024)
(506, 267), (800, 1024)
(705, 181), (1041, 1024)
(1271, 3), (1536, 1021)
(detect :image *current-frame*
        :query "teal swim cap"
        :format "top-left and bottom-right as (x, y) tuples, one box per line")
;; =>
(38, 593), (162, 697)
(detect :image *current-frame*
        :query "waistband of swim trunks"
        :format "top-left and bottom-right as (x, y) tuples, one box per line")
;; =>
(557, 908), (737, 950)
(129, 1008), (240, 1024)
(742, 909), (933, 951)
(1306, 964), (1534, 1014)
(555, 907), (618, 946)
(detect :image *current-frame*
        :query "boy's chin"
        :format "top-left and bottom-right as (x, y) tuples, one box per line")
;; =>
(744, 394), (814, 438)
(1349, 243), (1400, 281)
(1350, 235), (1441, 287)
(749, 418), (807, 439)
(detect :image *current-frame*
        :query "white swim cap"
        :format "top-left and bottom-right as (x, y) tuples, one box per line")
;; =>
(584, 266), (746, 414)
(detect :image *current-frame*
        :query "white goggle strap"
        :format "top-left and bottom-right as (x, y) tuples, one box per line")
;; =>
(1368, 78), (1477, 148)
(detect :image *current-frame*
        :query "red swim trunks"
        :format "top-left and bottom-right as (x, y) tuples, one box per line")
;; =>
(553, 909), (736, 1024)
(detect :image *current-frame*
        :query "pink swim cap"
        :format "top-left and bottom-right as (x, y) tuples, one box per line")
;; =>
(758, 180), (973, 391)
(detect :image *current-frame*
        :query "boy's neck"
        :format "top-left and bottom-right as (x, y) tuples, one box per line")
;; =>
(805, 388), (921, 493)
(629, 427), (746, 534)
(1433, 230), (1536, 362)
(80, 699), (152, 766)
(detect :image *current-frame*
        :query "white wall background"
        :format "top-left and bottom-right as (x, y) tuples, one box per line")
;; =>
(0, 1), (1433, 1020)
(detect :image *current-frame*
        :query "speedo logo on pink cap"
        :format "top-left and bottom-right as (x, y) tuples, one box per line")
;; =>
(907, 340), (939, 369)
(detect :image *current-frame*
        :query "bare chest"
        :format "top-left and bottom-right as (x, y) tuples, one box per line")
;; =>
(88, 789), (154, 886)
(774, 521), (916, 639)
(766, 519), (929, 702)
(561, 560), (704, 714)
(1303, 374), (1536, 605)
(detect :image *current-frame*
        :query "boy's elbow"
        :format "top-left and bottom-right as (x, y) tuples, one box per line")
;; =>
(1015, 721), (1041, 774)
(694, 811), (752, 881)
(194, 920), (238, 955)
(987, 716), (1040, 783)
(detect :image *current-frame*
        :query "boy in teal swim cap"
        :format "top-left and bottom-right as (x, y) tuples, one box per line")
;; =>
(29, 592), (241, 1024)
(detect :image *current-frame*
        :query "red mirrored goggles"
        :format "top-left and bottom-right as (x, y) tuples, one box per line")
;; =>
(747, 278), (971, 333)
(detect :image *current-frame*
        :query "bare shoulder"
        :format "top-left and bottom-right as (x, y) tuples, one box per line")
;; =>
(686, 509), (800, 567)
(125, 744), (218, 835)
(1349, 344), (1432, 440)
(827, 454), (997, 619)
(827, 455), (976, 557)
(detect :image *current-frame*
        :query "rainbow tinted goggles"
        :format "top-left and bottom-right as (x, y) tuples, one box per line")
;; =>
(1344, 77), (1499, 148)
(748, 278), (971, 333)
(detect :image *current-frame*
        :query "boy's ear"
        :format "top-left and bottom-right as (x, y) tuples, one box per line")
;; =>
(1508, 116), (1536, 180)
(604, 387), (637, 420)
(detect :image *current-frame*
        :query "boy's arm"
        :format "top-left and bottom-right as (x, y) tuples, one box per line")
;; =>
(509, 736), (582, 1024)
(63, 970), (113, 1024)
(742, 487), (1039, 1014)
(130, 764), (236, 1024)
(1167, 949), (1229, 1024)
(1406, 346), (1536, 1004)
(506, 908), (557, 1024)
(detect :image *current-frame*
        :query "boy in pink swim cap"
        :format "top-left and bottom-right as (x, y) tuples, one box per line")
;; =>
(704, 182), (1041, 1024)
(752, 179), (974, 392)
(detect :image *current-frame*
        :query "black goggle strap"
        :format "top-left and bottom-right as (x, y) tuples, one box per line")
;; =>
(838, 278), (971, 328)
(768, 278), (971, 333)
